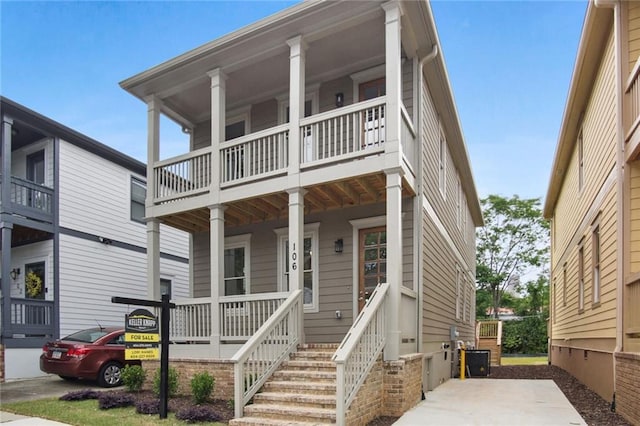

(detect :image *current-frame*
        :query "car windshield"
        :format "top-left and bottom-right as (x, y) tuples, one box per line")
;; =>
(62, 328), (111, 343)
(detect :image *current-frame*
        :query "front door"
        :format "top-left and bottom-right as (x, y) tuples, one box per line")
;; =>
(358, 227), (386, 312)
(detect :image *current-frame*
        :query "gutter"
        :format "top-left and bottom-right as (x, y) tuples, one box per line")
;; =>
(594, 0), (624, 405)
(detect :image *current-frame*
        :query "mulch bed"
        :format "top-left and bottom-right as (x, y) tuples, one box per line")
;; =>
(367, 364), (631, 426)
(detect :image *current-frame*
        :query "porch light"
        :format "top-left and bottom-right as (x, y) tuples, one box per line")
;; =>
(10, 268), (20, 280)
(334, 238), (344, 253)
(335, 92), (344, 108)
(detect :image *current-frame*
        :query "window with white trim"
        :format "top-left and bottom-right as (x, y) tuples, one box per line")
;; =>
(439, 125), (447, 197)
(276, 224), (320, 312)
(592, 223), (600, 305)
(224, 234), (251, 296)
(455, 265), (461, 320)
(130, 177), (146, 223)
(578, 242), (585, 312)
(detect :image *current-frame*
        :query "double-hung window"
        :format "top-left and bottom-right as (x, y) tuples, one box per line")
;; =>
(130, 177), (146, 223)
(275, 223), (319, 313)
(224, 235), (251, 296)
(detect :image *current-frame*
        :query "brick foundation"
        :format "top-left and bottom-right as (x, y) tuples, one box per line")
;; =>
(142, 358), (235, 400)
(614, 352), (640, 425)
(345, 353), (423, 425)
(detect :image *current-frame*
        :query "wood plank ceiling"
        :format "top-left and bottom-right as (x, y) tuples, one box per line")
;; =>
(160, 172), (415, 233)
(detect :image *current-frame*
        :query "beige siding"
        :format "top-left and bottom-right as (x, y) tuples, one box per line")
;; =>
(402, 59), (413, 119)
(552, 30), (616, 271)
(251, 99), (278, 132)
(319, 76), (353, 113)
(629, 1), (640, 73)
(630, 160), (640, 274)
(550, 30), (618, 343)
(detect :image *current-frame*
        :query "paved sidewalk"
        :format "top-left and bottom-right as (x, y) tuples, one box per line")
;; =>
(394, 378), (586, 425)
(0, 411), (69, 425)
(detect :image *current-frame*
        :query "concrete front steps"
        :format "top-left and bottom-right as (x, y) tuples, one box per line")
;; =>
(230, 343), (339, 426)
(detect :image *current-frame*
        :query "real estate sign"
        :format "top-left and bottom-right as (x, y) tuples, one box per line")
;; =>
(125, 308), (160, 360)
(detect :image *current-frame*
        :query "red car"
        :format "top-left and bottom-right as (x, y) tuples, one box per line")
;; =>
(40, 327), (140, 387)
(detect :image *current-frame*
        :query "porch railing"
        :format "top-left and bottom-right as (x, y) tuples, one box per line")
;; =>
(400, 105), (417, 172)
(231, 289), (302, 418)
(300, 97), (386, 166)
(625, 56), (640, 141)
(8, 297), (55, 336)
(333, 282), (389, 426)
(153, 147), (212, 203)
(169, 297), (212, 342)
(0, 175), (54, 222)
(220, 124), (289, 186)
(220, 292), (288, 342)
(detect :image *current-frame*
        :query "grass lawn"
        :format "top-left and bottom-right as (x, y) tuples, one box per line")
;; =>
(501, 356), (548, 366)
(1, 398), (226, 426)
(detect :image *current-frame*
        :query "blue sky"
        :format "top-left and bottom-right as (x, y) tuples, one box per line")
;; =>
(1, 1), (587, 201)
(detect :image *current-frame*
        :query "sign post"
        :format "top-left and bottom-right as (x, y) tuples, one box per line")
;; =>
(112, 294), (174, 419)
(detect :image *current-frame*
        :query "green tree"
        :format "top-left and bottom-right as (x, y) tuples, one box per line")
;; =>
(476, 195), (549, 319)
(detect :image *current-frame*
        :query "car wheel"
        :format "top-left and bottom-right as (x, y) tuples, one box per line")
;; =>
(98, 361), (123, 387)
(59, 375), (77, 381)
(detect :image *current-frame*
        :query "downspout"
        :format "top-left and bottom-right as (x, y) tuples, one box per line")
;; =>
(416, 43), (439, 355)
(594, 0), (624, 408)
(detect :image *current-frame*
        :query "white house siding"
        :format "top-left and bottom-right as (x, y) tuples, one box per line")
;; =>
(57, 141), (188, 257)
(191, 200), (414, 343)
(8, 240), (54, 301)
(57, 233), (188, 337)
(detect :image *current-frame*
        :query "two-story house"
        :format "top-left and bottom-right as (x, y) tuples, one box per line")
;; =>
(544, 0), (640, 424)
(121, 1), (482, 424)
(0, 97), (189, 381)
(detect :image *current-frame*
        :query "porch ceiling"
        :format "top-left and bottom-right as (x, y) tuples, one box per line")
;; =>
(159, 172), (415, 233)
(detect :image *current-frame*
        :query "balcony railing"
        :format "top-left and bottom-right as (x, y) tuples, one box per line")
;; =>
(7, 297), (55, 336)
(150, 98), (417, 204)
(0, 175), (54, 222)
(625, 56), (640, 141)
(166, 292), (289, 343)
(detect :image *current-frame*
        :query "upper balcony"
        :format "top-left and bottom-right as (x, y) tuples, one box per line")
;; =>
(0, 174), (54, 224)
(121, 1), (439, 232)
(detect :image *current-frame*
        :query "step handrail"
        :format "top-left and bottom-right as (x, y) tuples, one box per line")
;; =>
(231, 289), (302, 418)
(332, 282), (389, 426)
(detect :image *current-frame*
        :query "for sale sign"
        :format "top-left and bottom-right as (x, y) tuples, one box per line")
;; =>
(125, 309), (160, 360)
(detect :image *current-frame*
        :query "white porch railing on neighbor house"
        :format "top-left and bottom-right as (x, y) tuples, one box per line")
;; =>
(153, 147), (212, 203)
(220, 292), (288, 342)
(300, 97), (386, 166)
(167, 292), (289, 343)
(231, 289), (302, 418)
(625, 56), (640, 141)
(333, 282), (389, 426)
(220, 124), (289, 186)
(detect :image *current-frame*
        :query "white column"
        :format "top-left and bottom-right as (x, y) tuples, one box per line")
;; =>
(209, 204), (225, 357)
(146, 97), (161, 300)
(207, 68), (227, 197)
(287, 187), (306, 344)
(382, 2), (403, 163)
(385, 169), (403, 361)
(287, 36), (307, 176)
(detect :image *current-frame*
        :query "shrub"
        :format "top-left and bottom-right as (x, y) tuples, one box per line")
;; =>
(190, 371), (215, 404)
(59, 389), (101, 401)
(98, 392), (135, 409)
(175, 405), (221, 423)
(121, 365), (146, 392)
(153, 366), (179, 397)
(502, 316), (548, 354)
(135, 398), (160, 415)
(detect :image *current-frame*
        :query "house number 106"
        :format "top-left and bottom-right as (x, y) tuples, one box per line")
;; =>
(291, 243), (297, 270)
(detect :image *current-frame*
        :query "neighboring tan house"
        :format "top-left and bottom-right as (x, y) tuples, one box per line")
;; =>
(544, 1), (640, 423)
(0, 97), (189, 381)
(121, 1), (482, 424)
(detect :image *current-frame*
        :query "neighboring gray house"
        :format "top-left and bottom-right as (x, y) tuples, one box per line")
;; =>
(0, 97), (189, 380)
(121, 1), (482, 423)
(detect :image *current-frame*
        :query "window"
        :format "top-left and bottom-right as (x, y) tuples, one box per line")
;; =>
(439, 125), (447, 197)
(276, 224), (319, 312)
(160, 278), (172, 299)
(578, 129), (584, 192)
(461, 196), (467, 241)
(553, 278), (557, 324)
(224, 234), (251, 296)
(578, 244), (585, 312)
(592, 224), (600, 305)
(130, 177), (146, 223)
(455, 265), (461, 320)
(562, 264), (567, 307)
(463, 279), (469, 323)
(25, 261), (45, 299)
(456, 178), (462, 227)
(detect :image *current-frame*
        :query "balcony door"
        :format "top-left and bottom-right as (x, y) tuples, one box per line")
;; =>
(359, 78), (386, 148)
(26, 150), (45, 209)
(358, 226), (386, 312)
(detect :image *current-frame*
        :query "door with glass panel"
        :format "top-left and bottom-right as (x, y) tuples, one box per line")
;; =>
(358, 227), (386, 312)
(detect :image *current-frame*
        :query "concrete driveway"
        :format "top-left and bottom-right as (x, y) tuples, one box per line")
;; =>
(394, 379), (586, 426)
(0, 375), (106, 404)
